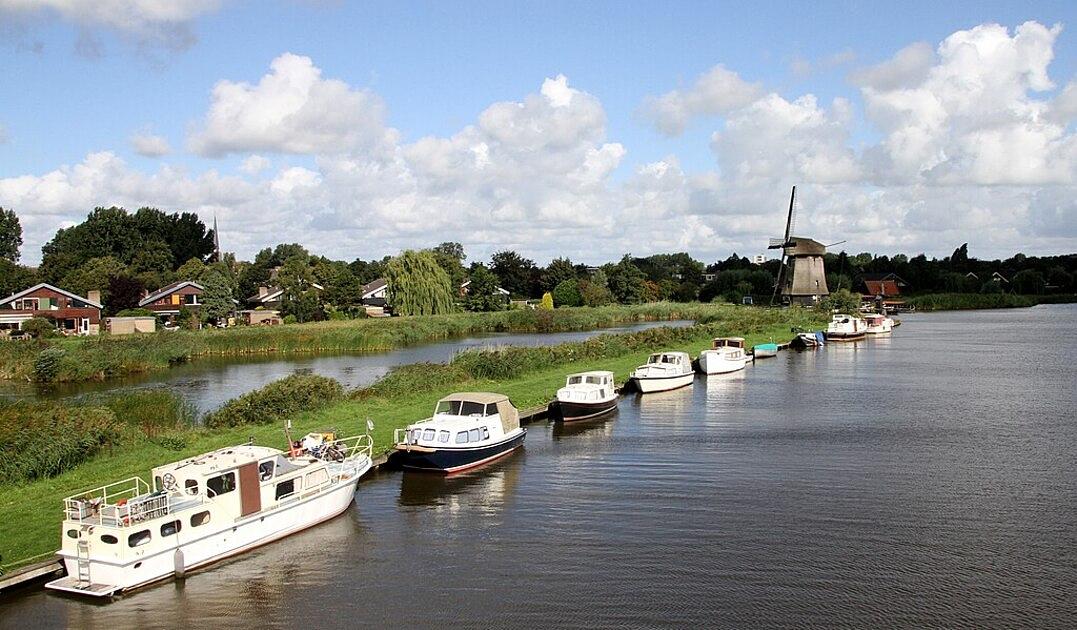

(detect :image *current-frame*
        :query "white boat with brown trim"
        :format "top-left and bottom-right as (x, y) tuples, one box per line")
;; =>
(698, 337), (748, 374)
(630, 351), (695, 393)
(555, 371), (618, 422)
(46, 433), (373, 598)
(864, 313), (894, 334)
(826, 313), (867, 341)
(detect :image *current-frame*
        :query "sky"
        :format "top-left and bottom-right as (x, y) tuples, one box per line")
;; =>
(0, 0), (1075, 267)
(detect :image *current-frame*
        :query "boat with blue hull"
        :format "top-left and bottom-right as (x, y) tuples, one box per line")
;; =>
(393, 392), (525, 474)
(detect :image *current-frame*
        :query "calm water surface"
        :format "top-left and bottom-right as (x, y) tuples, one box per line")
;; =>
(0, 320), (690, 416)
(1, 306), (1074, 628)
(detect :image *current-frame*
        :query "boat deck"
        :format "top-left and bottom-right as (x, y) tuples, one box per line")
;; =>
(45, 576), (120, 597)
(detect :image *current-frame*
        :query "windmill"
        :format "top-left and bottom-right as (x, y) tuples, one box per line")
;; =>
(768, 186), (830, 306)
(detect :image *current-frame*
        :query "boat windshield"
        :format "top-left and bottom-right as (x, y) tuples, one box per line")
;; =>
(435, 400), (490, 416)
(585, 376), (604, 384)
(568, 376), (583, 385)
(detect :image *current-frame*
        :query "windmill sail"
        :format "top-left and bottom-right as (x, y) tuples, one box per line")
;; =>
(770, 186), (797, 305)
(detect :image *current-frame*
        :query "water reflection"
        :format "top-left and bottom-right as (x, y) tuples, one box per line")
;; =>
(397, 457), (522, 518)
(551, 412), (618, 441)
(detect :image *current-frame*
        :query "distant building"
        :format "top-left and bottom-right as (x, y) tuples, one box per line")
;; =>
(139, 280), (205, 323)
(751, 254), (767, 265)
(702, 272), (717, 283)
(776, 237), (829, 306)
(460, 279), (511, 302)
(0, 283), (102, 335)
(247, 283), (324, 310)
(105, 317), (156, 335)
(860, 273), (907, 298)
(360, 278), (388, 307)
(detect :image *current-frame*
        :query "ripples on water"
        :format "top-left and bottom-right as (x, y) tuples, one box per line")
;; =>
(1, 306), (1075, 628)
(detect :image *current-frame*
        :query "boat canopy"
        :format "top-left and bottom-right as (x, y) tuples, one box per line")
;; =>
(437, 392), (519, 433)
(712, 337), (745, 348)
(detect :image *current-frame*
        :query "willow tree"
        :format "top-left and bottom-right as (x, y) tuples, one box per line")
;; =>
(385, 250), (458, 316)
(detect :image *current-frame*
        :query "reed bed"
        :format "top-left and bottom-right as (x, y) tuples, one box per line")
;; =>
(904, 293), (1068, 310)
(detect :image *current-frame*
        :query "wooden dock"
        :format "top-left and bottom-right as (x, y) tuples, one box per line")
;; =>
(0, 558), (64, 594)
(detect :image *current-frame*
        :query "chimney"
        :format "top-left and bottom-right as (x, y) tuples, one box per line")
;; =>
(87, 290), (101, 304)
(258, 286), (269, 298)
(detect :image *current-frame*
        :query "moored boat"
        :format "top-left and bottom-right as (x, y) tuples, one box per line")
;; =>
(46, 432), (373, 598)
(630, 351), (695, 393)
(393, 392), (525, 473)
(864, 313), (894, 334)
(826, 313), (867, 341)
(698, 337), (748, 374)
(791, 331), (825, 349)
(555, 371), (618, 422)
(752, 342), (779, 358)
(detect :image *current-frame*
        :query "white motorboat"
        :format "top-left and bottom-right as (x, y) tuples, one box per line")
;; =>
(864, 313), (894, 334)
(826, 313), (867, 341)
(555, 371), (618, 422)
(630, 351), (695, 393)
(698, 337), (748, 374)
(393, 392), (526, 473)
(47, 432), (373, 598)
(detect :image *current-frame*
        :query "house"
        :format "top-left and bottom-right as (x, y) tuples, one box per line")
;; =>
(459, 280), (510, 300)
(860, 273), (908, 298)
(702, 272), (717, 282)
(0, 283), (102, 336)
(751, 254), (767, 265)
(991, 271), (1009, 284)
(139, 280), (205, 323)
(247, 283), (325, 310)
(360, 278), (388, 307)
(105, 317), (156, 335)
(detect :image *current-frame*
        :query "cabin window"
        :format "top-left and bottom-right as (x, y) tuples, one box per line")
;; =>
(275, 479), (295, 500)
(128, 530), (151, 548)
(568, 376), (583, 385)
(455, 431), (468, 444)
(258, 460), (275, 481)
(191, 511), (211, 527)
(586, 376), (601, 384)
(154, 475), (164, 491)
(468, 428), (481, 442)
(438, 430), (450, 443)
(436, 400), (488, 416)
(482, 427), (490, 440)
(207, 472), (236, 497)
(184, 479), (199, 495)
(410, 429), (422, 443)
(422, 429), (436, 441)
(66, 529), (78, 539)
(161, 520), (181, 537)
(101, 535), (118, 545)
(305, 469), (329, 488)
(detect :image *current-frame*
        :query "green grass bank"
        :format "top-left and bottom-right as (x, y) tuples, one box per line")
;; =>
(1, 302), (731, 384)
(0, 305), (823, 571)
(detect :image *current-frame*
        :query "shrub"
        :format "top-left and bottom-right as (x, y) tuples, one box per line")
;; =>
(32, 347), (66, 382)
(21, 317), (56, 339)
(204, 374), (345, 428)
(91, 390), (195, 437)
(0, 402), (126, 484)
(552, 279), (582, 307)
(815, 288), (862, 314)
(539, 292), (554, 310)
(282, 314), (297, 325)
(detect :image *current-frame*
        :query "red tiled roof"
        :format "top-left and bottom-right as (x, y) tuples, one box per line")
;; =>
(863, 279), (900, 296)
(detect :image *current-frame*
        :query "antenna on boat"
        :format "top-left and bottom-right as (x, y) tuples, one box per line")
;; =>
(285, 418), (294, 448)
(366, 418), (375, 435)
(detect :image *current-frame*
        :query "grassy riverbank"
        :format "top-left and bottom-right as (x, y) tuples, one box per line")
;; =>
(1, 302), (731, 383)
(905, 293), (1077, 311)
(0, 305), (823, 571)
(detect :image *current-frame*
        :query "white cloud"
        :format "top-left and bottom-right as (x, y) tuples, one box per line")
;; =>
(0, 0), (222, 52)
(239, 155), (271, 175)
(188, 53), (396, 157)
(130, 132), (170, 157)
(640, 65), (762, 136)
(850, 42), (935, 91)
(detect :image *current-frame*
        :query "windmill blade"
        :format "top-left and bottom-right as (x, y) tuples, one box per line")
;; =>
(784, 185), (797, 242)
(825, 239), (847, 248)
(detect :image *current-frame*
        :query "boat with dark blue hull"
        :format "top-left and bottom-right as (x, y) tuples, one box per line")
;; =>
(393, 392), (526, 474)
(555, 371), (618, 423)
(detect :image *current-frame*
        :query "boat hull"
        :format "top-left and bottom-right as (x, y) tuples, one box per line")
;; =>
(826, 332), (866, 341)
(556, 398), (618, 423)
(752, 344), (778, 358)
(49, 472), (364, 597)
(395, 431), (526, 473)
(698, 351), (747, 374)
(632, 372), (694, 393)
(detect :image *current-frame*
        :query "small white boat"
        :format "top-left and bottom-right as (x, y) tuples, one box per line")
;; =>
(555, 371), (618, 422)
(698, 337), (748, 374)
(630, 351), (695, 393)
(393, 392), (525, 473)
(826, 313), (867, 341)
(47, 432), (373, 598)
(864, 313), (894, 334)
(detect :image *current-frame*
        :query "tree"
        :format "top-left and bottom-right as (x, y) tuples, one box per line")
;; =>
(0, 207), (22, 261)
(606, 256), (647, 304)
(105, 274), (145, 315)
(175, 257), (208, 282)
(61, 256), (126, 300)
(277, 255), (322, 322)
(491, 250), (536, 298)
(0, 259), (36, 298)
(552, 279), (582, 307)
(816, 288), (861, 314)
(464, 265), (504, 312)
(1011, 269), (1045, 294)
(432, 242), (468, 288)
(541, 257), (578, 292)
(200, 266), (235, 323)
(578, 279), (614, 307)
(385, 250), (457, 316)
(540, 292), (554, 310)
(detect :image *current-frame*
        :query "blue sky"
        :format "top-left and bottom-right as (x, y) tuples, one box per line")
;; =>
(1, 1), (1075, 265)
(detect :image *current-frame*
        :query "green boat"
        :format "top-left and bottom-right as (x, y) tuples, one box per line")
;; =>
(752, 343), (778, 359)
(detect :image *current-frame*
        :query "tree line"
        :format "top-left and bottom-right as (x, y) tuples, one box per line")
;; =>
(1, 207), (1074, 322)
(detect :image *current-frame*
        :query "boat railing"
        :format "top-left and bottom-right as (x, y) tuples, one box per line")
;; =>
(63, 477), (172, 527)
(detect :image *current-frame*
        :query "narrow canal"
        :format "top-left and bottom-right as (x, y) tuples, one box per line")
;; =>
(0, 320), (691, 416)
(1, 305), (1074, 628)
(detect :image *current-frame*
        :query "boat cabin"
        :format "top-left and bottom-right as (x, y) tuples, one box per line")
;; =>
(558, 371), (616, 403)
(398, 392), (521, 450)
(646, 352), (692, 368)
(711, 337), (745, 349)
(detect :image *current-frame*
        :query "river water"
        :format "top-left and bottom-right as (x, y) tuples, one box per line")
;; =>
(2, 305), (1075, 628)
(0, 320), (691, 416)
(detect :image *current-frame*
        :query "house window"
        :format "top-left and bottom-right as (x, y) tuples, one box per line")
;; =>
(275, 479), (296, 500)
(207, 472), (236, 497)
(184, 294), (198, 305)
(161, 520), (181, 537)
(191, 511), (211, 527)
(128, 530), (151, 548)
